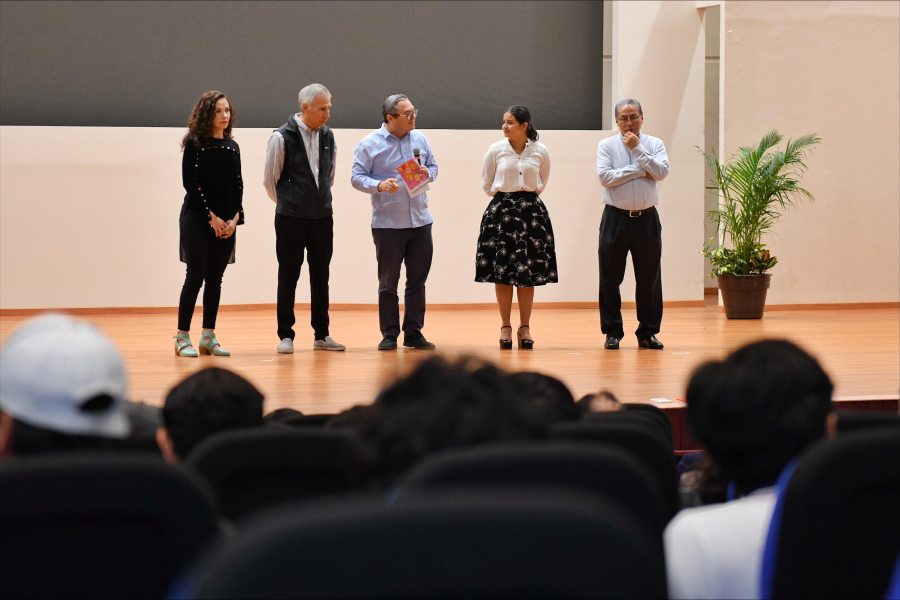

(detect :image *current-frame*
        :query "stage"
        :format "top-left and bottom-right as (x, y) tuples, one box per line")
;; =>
(2, 303), (897, 426)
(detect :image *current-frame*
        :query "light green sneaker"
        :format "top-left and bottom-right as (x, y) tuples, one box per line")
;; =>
(174, 332), (198, 357)
(198, 332), (231, 356)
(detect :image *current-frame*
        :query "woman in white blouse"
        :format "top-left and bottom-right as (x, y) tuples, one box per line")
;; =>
(475, 105), (558, 349)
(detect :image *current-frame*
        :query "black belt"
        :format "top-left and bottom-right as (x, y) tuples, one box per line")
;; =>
(606, 205), (656, 218)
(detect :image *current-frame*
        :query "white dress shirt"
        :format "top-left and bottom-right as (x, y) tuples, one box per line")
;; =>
(596, 133), (669, 211)
(482, 139), (550, 196)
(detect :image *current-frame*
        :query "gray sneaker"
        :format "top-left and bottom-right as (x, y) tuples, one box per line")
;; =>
(277, 338), (294, 354)
(314, 336), (346, 351)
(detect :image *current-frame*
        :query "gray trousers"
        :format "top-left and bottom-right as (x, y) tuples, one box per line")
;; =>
(371, 224), (433, 339)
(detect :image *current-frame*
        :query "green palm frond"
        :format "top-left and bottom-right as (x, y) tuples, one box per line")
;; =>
(699, 130), (820, 275)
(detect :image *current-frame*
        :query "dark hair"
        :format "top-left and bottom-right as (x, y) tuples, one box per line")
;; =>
(382, 93), (409, 122)
(162, 367), (264, 459)
(357, 355), (548, 486)
(506, 105), (539, 141)
(262, 407), (304, 425)
(685, 339), (833, 494)
(181, 90), (234, 150)
(509, 371), (578, 423)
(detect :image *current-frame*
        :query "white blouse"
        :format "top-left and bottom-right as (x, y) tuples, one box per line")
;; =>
(482, 139), (551, 196)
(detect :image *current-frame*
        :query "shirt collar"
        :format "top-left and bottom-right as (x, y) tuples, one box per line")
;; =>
(294, 113), (317, 134)
(378, 123), (410, 141)
(506, 139), (532, 152)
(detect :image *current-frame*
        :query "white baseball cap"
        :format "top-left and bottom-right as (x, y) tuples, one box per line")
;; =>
(0, 314), (130, 438)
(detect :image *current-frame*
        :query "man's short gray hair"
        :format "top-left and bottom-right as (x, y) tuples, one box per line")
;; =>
(614, 98), (643, 117)
(382, 94), (409, 122)
(298, 83), (331, 109)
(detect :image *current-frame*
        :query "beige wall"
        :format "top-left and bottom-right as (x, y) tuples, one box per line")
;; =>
(722, 0), (900, 303)
(0, 125), (707, 309)
(2, 1), (896, 310)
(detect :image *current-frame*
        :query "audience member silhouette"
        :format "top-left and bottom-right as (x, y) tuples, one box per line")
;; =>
(664, 339), (835, 599)
(335, 356), (548, 487)
(0, 314), (134, 457)
(575, 389), (624, 414)
(509, 371), (579, 423)
(157, 367), (264, 462)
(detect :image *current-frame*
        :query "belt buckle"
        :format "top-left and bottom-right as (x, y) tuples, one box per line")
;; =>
(628, 209), (641, 218)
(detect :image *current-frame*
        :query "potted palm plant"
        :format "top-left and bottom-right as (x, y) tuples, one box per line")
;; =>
(702, 130), (821, 318)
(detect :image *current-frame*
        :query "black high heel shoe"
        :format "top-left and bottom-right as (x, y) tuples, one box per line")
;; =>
(499, 326), (513, 350)
(517, 325), (534, 350)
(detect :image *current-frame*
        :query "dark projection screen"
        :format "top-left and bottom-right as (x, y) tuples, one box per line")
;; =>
(0, 0), (603, 130)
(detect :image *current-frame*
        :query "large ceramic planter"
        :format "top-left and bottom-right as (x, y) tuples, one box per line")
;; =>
(717, 273), (772, 319)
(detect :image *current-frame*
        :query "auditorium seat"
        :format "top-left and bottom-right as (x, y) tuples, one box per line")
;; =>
(394, 441), (668, 535)
(0, 454), (221, 599)
(280, 412), (337, 427)
(550, 419), (680, 520)
(622, 401), (674, 441)
(186, 428), (374, 523)
(835, 410), (900, 434)
(185, 490), (667, 598)
(583, 408), (674, 452)
(760, 429), (900, 599)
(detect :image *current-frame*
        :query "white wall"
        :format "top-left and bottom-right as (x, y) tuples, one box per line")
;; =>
(3, 0), (895, 310)
(722, 0), (900, 303)
(0, 124), (706, 309)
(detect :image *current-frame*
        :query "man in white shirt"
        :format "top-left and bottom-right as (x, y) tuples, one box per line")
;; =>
(596, 99), (669, 350)
(664, 339), (836, 599)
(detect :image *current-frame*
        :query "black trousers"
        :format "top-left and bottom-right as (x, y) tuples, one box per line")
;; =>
(177, 216), (234, 331)
(598, 205), (663, 339)
(371, 224), (433, 339)
(275, 214), (333, 341)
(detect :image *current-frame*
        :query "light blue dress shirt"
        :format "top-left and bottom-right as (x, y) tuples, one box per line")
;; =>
(596, 133), (669, 211)
(351, 124), (438, 229)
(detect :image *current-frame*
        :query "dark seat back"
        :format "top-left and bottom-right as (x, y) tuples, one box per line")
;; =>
(190, 490), (667, 599)
(281, 412), (337, 428)
(583, 409), (674, 452)
(186, 428), (373, 523)
(0, 454), (220, 599)
(761, 429), (900, 599)
(622, 401), (674, 441)
(836, 410), (900, 434)
(396, 441), (668, 535)
(550, 419), (679, 520)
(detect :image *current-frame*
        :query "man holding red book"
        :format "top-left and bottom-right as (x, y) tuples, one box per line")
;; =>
(351, 94), (439, 350)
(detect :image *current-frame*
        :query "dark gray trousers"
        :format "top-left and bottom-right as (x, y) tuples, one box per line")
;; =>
(371, 224), (433, 339)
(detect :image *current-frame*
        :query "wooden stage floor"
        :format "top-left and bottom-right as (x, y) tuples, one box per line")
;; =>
(2, 304), (898, 417)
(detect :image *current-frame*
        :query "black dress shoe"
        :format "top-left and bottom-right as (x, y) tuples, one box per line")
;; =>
(604, 335), (620, 350)
(637, 335), (664, 350)
(378, 336), (398, 350)
(403, 334), (436, 350)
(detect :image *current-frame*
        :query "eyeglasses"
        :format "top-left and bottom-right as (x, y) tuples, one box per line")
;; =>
(616, 114), (642, 123)
(391, 108), (418, 119)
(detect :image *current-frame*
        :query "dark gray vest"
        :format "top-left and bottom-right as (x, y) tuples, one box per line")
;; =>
(275, 116), (334, 219)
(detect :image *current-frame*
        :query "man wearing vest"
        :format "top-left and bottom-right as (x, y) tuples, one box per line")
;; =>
(264, 83), (346, 353)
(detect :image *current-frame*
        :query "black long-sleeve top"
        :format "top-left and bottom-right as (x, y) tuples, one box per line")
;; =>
(181, 137), (244, 225)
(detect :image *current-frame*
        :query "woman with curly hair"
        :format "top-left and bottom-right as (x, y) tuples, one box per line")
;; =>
(174, 90), (243, 357)
(475, 105), (557, 350)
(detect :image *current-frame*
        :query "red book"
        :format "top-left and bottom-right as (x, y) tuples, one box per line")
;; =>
(396, 158), (430, 197)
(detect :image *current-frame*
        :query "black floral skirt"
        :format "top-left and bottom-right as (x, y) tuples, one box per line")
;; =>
(474, 191), (558, 287)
